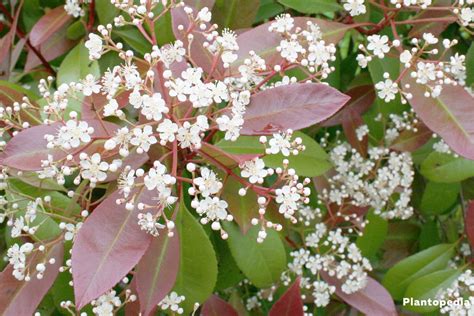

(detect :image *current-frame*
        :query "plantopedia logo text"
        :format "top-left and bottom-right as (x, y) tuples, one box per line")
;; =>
(403, 297), (472, 309)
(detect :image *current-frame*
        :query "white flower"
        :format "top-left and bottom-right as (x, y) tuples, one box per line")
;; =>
(196, 196), (229, 223)
(275, 185), (300, 218)
(176, 122), (202, 149)
(356, 54), (370, 68)
(268, 132), (292, 156)
(140, 93), (168, 121)
(415, 61), (436, 84)
(138, 212), (165, 236)
(355, 125), (369, 141)
(64, 0), (84, 17)
(367, 35), (390, 58)
(197, 7), (212, 22)
(7, 243), (34, 280)
(460, 7), (474, 26)
(157, 119), (179, 144)
(48, 120), (94, 150)
(92, 290), (121, 316)
(11, 217), (25, 238)
(130, 126), (157, 153)
(344, 0), (366, 16)
(144, 161), (175, 192)
(160, 41), (186, 67)
(81, 74), (101, 96)
(80, 153), (109, 184)
(375, 79), (398, 102)
(278, 39), (303, 63)
(400, 50), (412, 65)
(62, 222), (82, 241)
(269, 14), (294, 33)
(158, 292), (185, 314)
(189, 83), (214, 108)
(216, 114), (244, 141)
(103, 99), (119, 117)
(240, 158), (268, 184)
(85, 33), (103, 60)
(193, 167), (222, 197)
(422, 32), (438, 45)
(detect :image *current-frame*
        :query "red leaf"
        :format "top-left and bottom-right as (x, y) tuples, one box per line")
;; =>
(30, 6), (73, 47)
(171, 7), (224, 75)
(322, 85), (375, 127)
(234, 17), (350, 69)
(202, 295), (239, 316)
(72, 189), (156, 309)
(465, 201), (474, 249)
(403, 75), (474, 159)
(0, 242), (64, 316)
(342, 112), (368, 157)
(25, 28), (76, 71)
(136, 231), (180, 316)
(268, 278), (304, 316)
(200, 142), (259, 169)
(241, 83), (350, 135)
(389, 122), (432, 152)
(0, 120), (117, 171)
(408, 0), (453, 38)
(324, 275), (397, 316)
(184, 0), (216, 9)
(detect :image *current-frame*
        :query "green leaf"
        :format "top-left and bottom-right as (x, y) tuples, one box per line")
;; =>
(221, 177), (259, 234)
(382, 243), (456, 300)
(420, 152), (474, 183)
(419, 220), (441, 250)
(173, 203), (218, 313)
(419, 181), (459, 215)
(278, 0), (341, 13)
(154, 7), (175, 46)
(356, 211), (388, 258)
(224, 222), (286, 288)
(217, 132), (332, 177)
(404, 269), (462, 313)
(255, 0), (284, 23)
(95, 0), (120, 24)
(66, 20), (86, 40)
(212, 0), (260, 30)
(57, 43), (100, 85)
(213, 236), (245, 291)
(113, 26), (152, 56)
(465, 39), (474, 87)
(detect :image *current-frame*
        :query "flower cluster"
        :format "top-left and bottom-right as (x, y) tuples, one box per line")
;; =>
(436, 270), (474, 315)
(282, 222), (372, 307)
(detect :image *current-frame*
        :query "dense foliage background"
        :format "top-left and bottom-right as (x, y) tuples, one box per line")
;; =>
(1, 0), (474, 315)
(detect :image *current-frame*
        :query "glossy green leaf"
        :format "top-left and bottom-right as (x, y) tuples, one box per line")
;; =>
(467, 42), (474, 87)
(224, 223), (286, 288)
(114, 27), (152, 56)
(95, 0), (120, 24)
(217, 132), (332, 177)
(278, 0), (341, 13)
(382, 243), (456, 300)
(57, 43), (100, 85)
(419, 181), (459, 215)
(419, 220), (441, 250)
(420, 152), (474, 183)
(404, 269), (462, 313)
(356, 211), (388, 258)
(212, 0), (260, 30)
(255, 0), (284, 22)
(173, 203), (218, 313)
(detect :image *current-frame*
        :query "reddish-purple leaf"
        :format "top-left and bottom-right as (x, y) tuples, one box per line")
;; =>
(241, 83), (350, 135)
(25, 28), (76, 71)
(30, 6), (73, 47)
(0, 242), (63, 316)
(184, 0), (216, 9)
(136, 231), (180, 316)
(408, 0), (453, 38)
(171, 7), (224, 75)
(465, 201), (474, 249)
(202, 295), (239, 316)
(0, 120), (117, 170)
(234, 17), (350, 69)
(342, 112), (368, 157)
(324, 275), (397, 316)
(389, 122), (432, 152)
(125, 280), (142, 315)
(322, 85), (375, 127)
(268, 278), (304, 316)
(403, 75), (474, 160)
(199, 142), (259, 169)
(72, 189), (156, 309)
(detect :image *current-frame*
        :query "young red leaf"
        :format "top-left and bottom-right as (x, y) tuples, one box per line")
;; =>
(71, 189), (155, 309)
(171, 7), (224, 75)
(0, 242), (64, 316)
(29, 6), (73, 47)
(202, 295), (239, 316)
(268, 278), (304, 316)
(465, 201), (474, 249)
(135, 231), (180, 316)
(0, 120), (117, 171)
(184, 0), (216, 10)
(324, 275), (397, 316)
(322, 85), (375, 127)
(241, 83), (350, 135)
(390, 122), (432, 152)
(199, 142), (259, 169)
(403, 76), (474, 160)
(342, 112), (368, 157)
